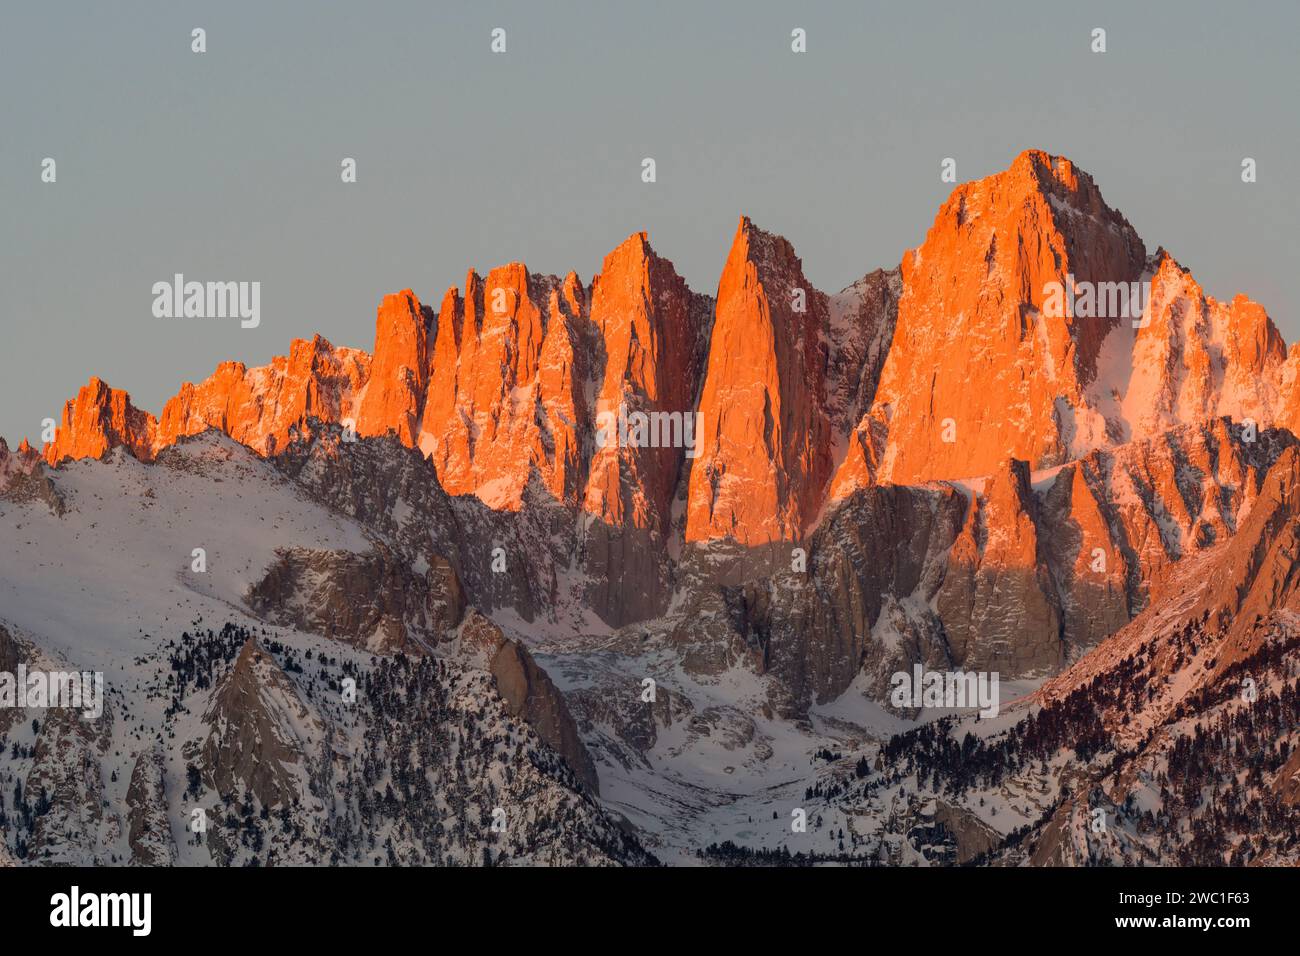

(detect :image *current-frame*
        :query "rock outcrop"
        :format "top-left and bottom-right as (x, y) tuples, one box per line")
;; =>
(419, 266), (590, 509)
(197, 638), (324, 808)
(44, 376), (157, 465)
(868, 149), (1147, 484)
(1116, 252), (1288, 443)
(354, 290), (433, 445)
(24, 705), (116, 864)
(458, 610), (600, 793)
(580, 232), (712, 623)
(686, 217), (833, 545)
(0, 440), (65, 514)
(158, 335), (370, 456)
(935, 459), (1063, 674)
(0, 437), (42, 489)
(245, 544), (464, 653)
(126, 745), (177, 866)
(827, 268), (902, 497)
(0, 623), (20, 676)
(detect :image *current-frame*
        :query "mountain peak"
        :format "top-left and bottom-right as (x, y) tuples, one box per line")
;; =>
(869, 150), (1147, 484)
(31, 156), (1296, 563)
(1009, 147), (1080, 187)
(199, 637), (323, 809)
(727, 215), (801, 276)
(44, 376), (157, 465)
(355, 288), (430, 445)
(582, 222), (708, 621)
(610, 229), (652, 256)
(687, 218), (831, 545)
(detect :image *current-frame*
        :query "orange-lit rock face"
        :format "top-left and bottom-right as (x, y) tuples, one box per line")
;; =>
(685, 217), (833, 545)
(418, 265), (589, 509)
(582, 232), (708, 534)
(935, 459), (1063, 673)
(34, 149), (1300, 577)
(45, 377), (157, 465)
(870, 150), (1147, 485)
(157, 335), (370, 455)
(578, 232), (712, 625)
(1116, 253), (1287, 443)
(1282, 346), (1300, 436)
(354, 290), (431, 446)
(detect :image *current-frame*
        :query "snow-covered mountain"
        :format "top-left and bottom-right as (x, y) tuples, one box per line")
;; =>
(4, 149), (1300, 866)
(0, 434), (649, 865)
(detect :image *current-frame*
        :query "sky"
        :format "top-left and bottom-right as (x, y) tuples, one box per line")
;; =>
(3, 0), (1297, 444)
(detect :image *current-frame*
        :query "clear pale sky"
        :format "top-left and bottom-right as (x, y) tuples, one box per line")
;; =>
(3, 0), (1297, 445)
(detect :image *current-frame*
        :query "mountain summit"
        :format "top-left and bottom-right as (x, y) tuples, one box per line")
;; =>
(8, 149), (1300, 867)
(32, 149), (1300, 579)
